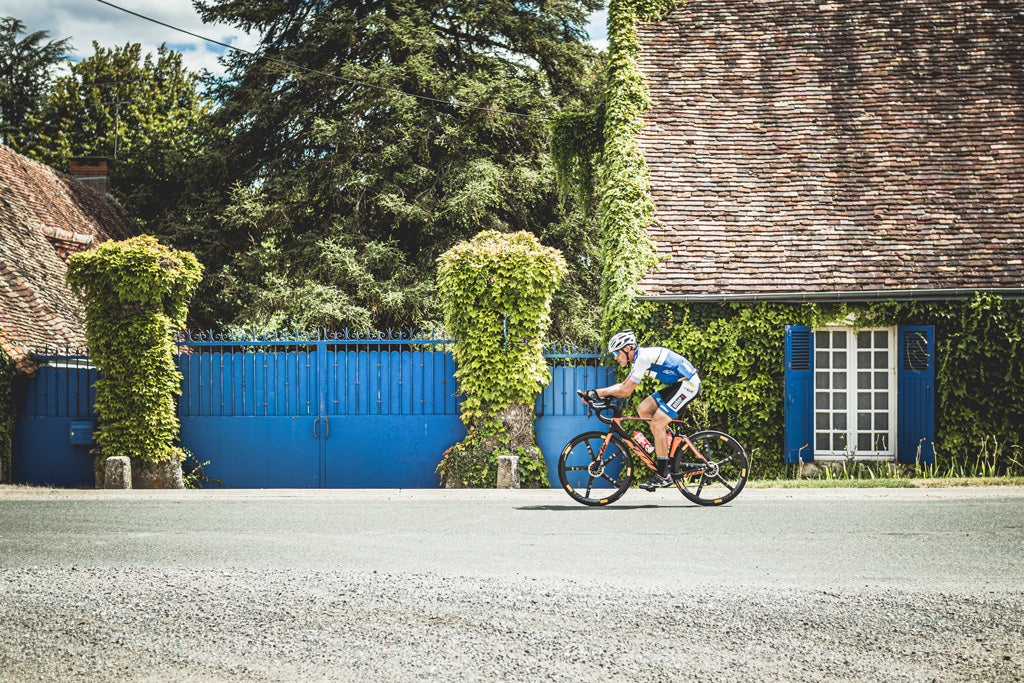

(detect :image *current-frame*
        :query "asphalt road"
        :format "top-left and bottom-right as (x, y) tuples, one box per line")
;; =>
(2, 486), (1023, 682)
(2, 485), (1022, 592)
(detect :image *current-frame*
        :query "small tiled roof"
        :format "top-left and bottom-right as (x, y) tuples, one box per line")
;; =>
(0, 144), (133, 373)
(635, 0), (1024, 299)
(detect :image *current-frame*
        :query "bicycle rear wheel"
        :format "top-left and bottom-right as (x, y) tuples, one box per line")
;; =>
(672, 430), (748, 506)
(557, 431), (634, 506)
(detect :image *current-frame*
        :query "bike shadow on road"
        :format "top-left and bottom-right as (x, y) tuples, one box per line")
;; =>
(515, 504), (697, 511)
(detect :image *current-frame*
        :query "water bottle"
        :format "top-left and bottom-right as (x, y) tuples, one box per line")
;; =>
(633, 431), (654, 454)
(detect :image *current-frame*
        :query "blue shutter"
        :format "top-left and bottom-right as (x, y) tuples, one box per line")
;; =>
(784, 326), (813, 463)
(897, 326), (935, 464)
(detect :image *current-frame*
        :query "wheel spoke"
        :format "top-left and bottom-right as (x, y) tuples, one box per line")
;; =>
(713, 474), (736, 491)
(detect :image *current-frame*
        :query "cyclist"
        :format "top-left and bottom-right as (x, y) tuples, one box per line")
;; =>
(582, 329), (701, 490)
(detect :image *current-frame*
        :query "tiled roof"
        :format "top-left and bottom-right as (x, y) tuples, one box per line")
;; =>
(635, 0), (1024, 299)
(0, 144), (133, 373)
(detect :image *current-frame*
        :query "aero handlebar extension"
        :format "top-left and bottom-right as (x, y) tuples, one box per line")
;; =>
(576, 389), (622, 425)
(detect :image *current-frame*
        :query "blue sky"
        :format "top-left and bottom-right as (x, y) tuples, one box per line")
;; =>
(1, 0), (608, 76)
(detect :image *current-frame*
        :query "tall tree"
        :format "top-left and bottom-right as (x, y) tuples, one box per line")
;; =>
(0, 17), (71, 146)
(178, 0), (604, 338)
(18, 43), (217, 234)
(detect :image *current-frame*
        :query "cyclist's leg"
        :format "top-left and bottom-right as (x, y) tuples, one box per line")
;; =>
(653, 376), (701, 460)
(642, 397), (672, 461)
(638, 394), (674, 486)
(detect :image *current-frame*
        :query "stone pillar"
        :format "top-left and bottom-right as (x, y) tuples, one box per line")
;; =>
(494, 402), (531, 489)
(104, 456), (132, 489)
(497, 454), (520, 489)
(131, 457), (184, 489)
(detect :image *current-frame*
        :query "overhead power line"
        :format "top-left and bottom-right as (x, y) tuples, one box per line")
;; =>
(93, 0), (551, 120)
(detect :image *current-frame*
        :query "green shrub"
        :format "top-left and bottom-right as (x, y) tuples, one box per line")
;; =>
(0, 348), (13, 483)
(65, 235), (202, 468)
(436, 230), (565, 486)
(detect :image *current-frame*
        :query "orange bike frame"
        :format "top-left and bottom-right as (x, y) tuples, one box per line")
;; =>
(609, 417), (709, 473)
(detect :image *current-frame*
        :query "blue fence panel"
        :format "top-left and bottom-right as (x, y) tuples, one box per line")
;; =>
(179, 416), (322, 488)
(19, 357), (98, 418)
(13, 334), (609, 488)
(534, 349), (617, 486)
(14, 354), (98, 486)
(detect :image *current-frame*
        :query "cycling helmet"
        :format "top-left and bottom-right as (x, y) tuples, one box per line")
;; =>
(607, 329), (637, 354)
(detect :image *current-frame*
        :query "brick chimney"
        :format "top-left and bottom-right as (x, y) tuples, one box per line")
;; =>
(69, 156), (112, 194)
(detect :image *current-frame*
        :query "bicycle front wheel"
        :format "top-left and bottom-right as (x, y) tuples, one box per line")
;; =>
(557, 431), (634, 506)
(673, 430), (748, 506)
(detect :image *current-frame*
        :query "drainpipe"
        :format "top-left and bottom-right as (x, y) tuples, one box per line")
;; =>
(636, 287), (1024, 303)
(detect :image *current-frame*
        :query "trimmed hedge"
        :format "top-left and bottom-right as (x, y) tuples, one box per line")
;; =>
(65, 235), (202, 467)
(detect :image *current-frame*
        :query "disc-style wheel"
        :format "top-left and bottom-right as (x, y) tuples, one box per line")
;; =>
(672, 430), (748, 506)
(557, 431), (634, 506)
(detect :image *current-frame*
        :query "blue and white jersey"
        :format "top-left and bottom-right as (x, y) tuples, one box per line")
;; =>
(628, 346), (698, 385)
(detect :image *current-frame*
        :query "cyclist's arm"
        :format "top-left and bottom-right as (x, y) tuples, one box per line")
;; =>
(597, 377), (638, 399)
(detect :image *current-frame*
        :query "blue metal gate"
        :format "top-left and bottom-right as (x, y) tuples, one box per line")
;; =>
(534, 345), (616, 486)
(176, 331), (462, 488)
(12, 334), (612, 488)
(13, 352), (98, 487)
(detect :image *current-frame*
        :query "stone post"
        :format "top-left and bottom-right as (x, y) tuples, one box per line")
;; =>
(104, 456), (132, 489)
(497, 454), (520, 489)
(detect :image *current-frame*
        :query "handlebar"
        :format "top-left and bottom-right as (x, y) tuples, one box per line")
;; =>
(577, 389), (621, 425)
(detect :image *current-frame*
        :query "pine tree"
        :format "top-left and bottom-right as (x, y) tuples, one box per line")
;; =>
(0, 17), (71, 146)
(177, 0), (604, 337)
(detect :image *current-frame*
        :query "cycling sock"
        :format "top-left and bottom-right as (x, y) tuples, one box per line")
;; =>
(657, 458), (670, 476)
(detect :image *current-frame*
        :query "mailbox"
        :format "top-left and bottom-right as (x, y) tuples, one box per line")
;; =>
(69, 421), (95, 446)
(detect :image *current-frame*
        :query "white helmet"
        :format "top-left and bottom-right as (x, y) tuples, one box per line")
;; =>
(607, 329), (637, 354)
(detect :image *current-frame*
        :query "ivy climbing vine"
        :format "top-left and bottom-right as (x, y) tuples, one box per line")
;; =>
(629, 296), (1024, 477)
(0, 349), (13, 483)
(436, 230), (566, 487)
(65, 235), (203, 474)
(551, 0), (677, 336)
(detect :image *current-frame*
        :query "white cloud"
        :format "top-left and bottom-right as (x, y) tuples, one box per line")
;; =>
(0, 0), (256, 76)
(585, 9), (607, 51)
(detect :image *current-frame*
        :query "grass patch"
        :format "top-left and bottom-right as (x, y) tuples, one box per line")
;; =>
(750, 478), (916, 489)
(749, 476), (1024, 489)
(913, 476), (1024, 488)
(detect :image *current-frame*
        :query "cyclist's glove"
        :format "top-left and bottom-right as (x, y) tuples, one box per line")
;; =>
(583, 389), (600, 403)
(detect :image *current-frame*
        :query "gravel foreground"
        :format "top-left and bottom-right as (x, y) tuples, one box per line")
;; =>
(1, 567), (1020, 682)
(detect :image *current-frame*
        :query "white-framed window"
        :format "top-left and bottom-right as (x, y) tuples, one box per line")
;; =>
(813, 327), (896, 460)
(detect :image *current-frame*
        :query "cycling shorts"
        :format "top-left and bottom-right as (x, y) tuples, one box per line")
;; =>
(653, 375), (702, 419)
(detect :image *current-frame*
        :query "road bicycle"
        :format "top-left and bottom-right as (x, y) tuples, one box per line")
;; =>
(557, 389), (749, 507)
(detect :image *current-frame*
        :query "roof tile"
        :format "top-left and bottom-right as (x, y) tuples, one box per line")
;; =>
(0, 144), (134, 372)
(635, 0), (1024, 297)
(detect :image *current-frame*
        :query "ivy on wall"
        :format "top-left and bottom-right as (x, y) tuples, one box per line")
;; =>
(551, 0), (677, 337)
(65, 235), (203, 467)
(436, 230), (566, 486)
(627, 295), (1024, 477)
(871, 294), (1024, 468)
(0, 348), (13, 483)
